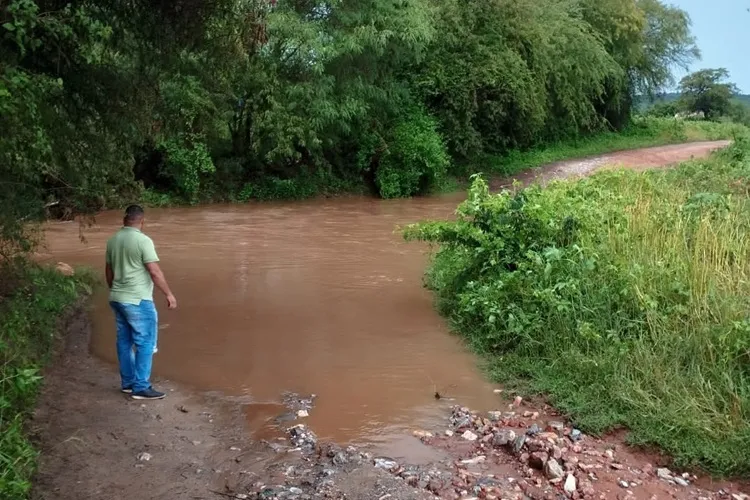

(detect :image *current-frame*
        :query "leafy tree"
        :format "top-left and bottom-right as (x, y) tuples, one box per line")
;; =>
(1, 0), (706, 256)
(678, 68), (740, 119)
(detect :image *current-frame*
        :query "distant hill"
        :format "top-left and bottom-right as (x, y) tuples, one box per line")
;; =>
(636, 93), (750, 110)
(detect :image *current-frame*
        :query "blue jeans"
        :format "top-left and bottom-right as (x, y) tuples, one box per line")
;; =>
(110, 300), (158, 392)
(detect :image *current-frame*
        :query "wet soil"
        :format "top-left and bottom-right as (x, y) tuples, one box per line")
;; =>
(34, 141), (744, 499)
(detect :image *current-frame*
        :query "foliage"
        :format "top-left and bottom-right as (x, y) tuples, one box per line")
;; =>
(678, 69), (740, 119)
(0, 263), (93, 498)
(405, 133), (750, 476)
(1, 0), (704, 236)
(678, 69), (741, 120)
(365, 110), (450, 199)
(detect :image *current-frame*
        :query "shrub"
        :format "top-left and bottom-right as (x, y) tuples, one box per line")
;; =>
(372, 111), (450, 199)
(405, 138), (750, 475)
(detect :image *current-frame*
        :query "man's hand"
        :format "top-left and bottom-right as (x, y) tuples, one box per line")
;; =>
(145, 262), (177, 310)
(166, 294), (177, 310)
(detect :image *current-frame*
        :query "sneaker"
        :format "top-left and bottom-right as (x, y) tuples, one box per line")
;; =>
(121, 387), (133, 394)
(131, 387), (166, 400)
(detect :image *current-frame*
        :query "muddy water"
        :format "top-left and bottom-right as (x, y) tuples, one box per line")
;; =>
(42, 141), (728, 461)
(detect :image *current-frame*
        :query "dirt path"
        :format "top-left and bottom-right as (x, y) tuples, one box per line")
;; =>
(32, 141), (748, 500)
(490, 140), (731, 189)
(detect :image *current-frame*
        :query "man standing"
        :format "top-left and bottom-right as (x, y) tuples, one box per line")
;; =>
(105, 205), (177, 400)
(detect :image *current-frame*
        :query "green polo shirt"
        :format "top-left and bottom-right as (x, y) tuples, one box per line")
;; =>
(105, 227), (160, 305)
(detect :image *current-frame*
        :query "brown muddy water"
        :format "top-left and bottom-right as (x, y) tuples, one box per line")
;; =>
(41, 141), (728, 462)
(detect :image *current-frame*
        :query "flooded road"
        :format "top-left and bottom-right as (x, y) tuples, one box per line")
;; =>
(41, 141), (728, 461)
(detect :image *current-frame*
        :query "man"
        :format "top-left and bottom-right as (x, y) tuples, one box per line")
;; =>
(105, 205), (177, 400)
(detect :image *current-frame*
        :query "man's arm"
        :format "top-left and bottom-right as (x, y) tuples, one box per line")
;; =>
(145, 262), (177, 309)
(105, 263), (114, 289)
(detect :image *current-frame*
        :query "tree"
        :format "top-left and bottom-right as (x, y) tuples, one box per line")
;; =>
(678, 68), (739, 119)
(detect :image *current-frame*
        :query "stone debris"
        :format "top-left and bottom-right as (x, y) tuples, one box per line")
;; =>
(248, 402), (747, 500)
(288, 424), (317, 452)
(461, 430), (478, 441)
(564, 474), (577, 495)
(136, 452), (152, 462)
(544, 458), (565, 480)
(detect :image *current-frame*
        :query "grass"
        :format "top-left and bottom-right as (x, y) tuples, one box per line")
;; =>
(0, 262), (94, 498)
(475, 116), (746, 177)
(405, 134), (750, 476)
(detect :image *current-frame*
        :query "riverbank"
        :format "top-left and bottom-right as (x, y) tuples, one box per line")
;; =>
(0, 264), (94, 499)
(406, 138), (750, 477)
(28, 302), (750, 500)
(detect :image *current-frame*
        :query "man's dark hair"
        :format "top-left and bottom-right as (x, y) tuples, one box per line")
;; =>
(124, 204), (145, 223)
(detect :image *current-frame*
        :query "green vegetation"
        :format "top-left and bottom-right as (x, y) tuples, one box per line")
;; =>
(2, 0), (704, 243)
(642, 69), (750, 126)
(405, 135), (750, 476)
(479, 117), (743, 177)
(0, 264), (93, 498)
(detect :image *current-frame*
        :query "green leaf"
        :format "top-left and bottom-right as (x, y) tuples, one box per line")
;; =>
(2, 22), (15, 32)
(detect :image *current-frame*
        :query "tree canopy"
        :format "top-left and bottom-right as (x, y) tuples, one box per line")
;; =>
(678, 68), (740, 119)
(1, 0), (701, 254)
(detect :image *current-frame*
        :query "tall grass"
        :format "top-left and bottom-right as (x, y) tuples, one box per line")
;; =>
(405, 136), (750, 475)
(0, 263), (93, 498)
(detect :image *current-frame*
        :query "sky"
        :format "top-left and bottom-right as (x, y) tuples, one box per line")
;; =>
(671, 0), (749, 93)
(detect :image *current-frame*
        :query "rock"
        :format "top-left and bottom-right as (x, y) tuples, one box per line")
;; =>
(230, 446), (241, 451)
(570, 429), (582, 442)
(527, 424), (541, 436)
(512, 435), (527, 454)
(656, 467), (673, 480)
(297, 409), (309, 417)
(493, 429), (517, 447)
(445, 430), (454, 437)
(528, 452), (549, 470)
(462, 430), (478, 441)
(488, 411), (503, 421)
(289, 487), (303, 495)
(604, 449), (614, 460)
(544, 458), (565, 480)
(413, 430), (433, 438)
(374, 457), (399, 472)
(332, 451), (348, 466)
(548, 421), (565, 433)
(137, 452), (152, 461)
(288, 425), (318, 450)
(55, 262), (75, 276)
(673, 477), (689, 487)
(494, 389), (503, 394)
(461, 456), (486, 465)
(610, 463), (624, 470)
(732, 495), (750, 500)
(564, 474), (577, 495)
(513, 396), (523, 407)
(618, 480), (629, 488)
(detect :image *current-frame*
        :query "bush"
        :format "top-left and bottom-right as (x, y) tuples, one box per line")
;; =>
(371, 111), (451, 199)
(406, 136), (750, 475)
(0, 264), (93, 498)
